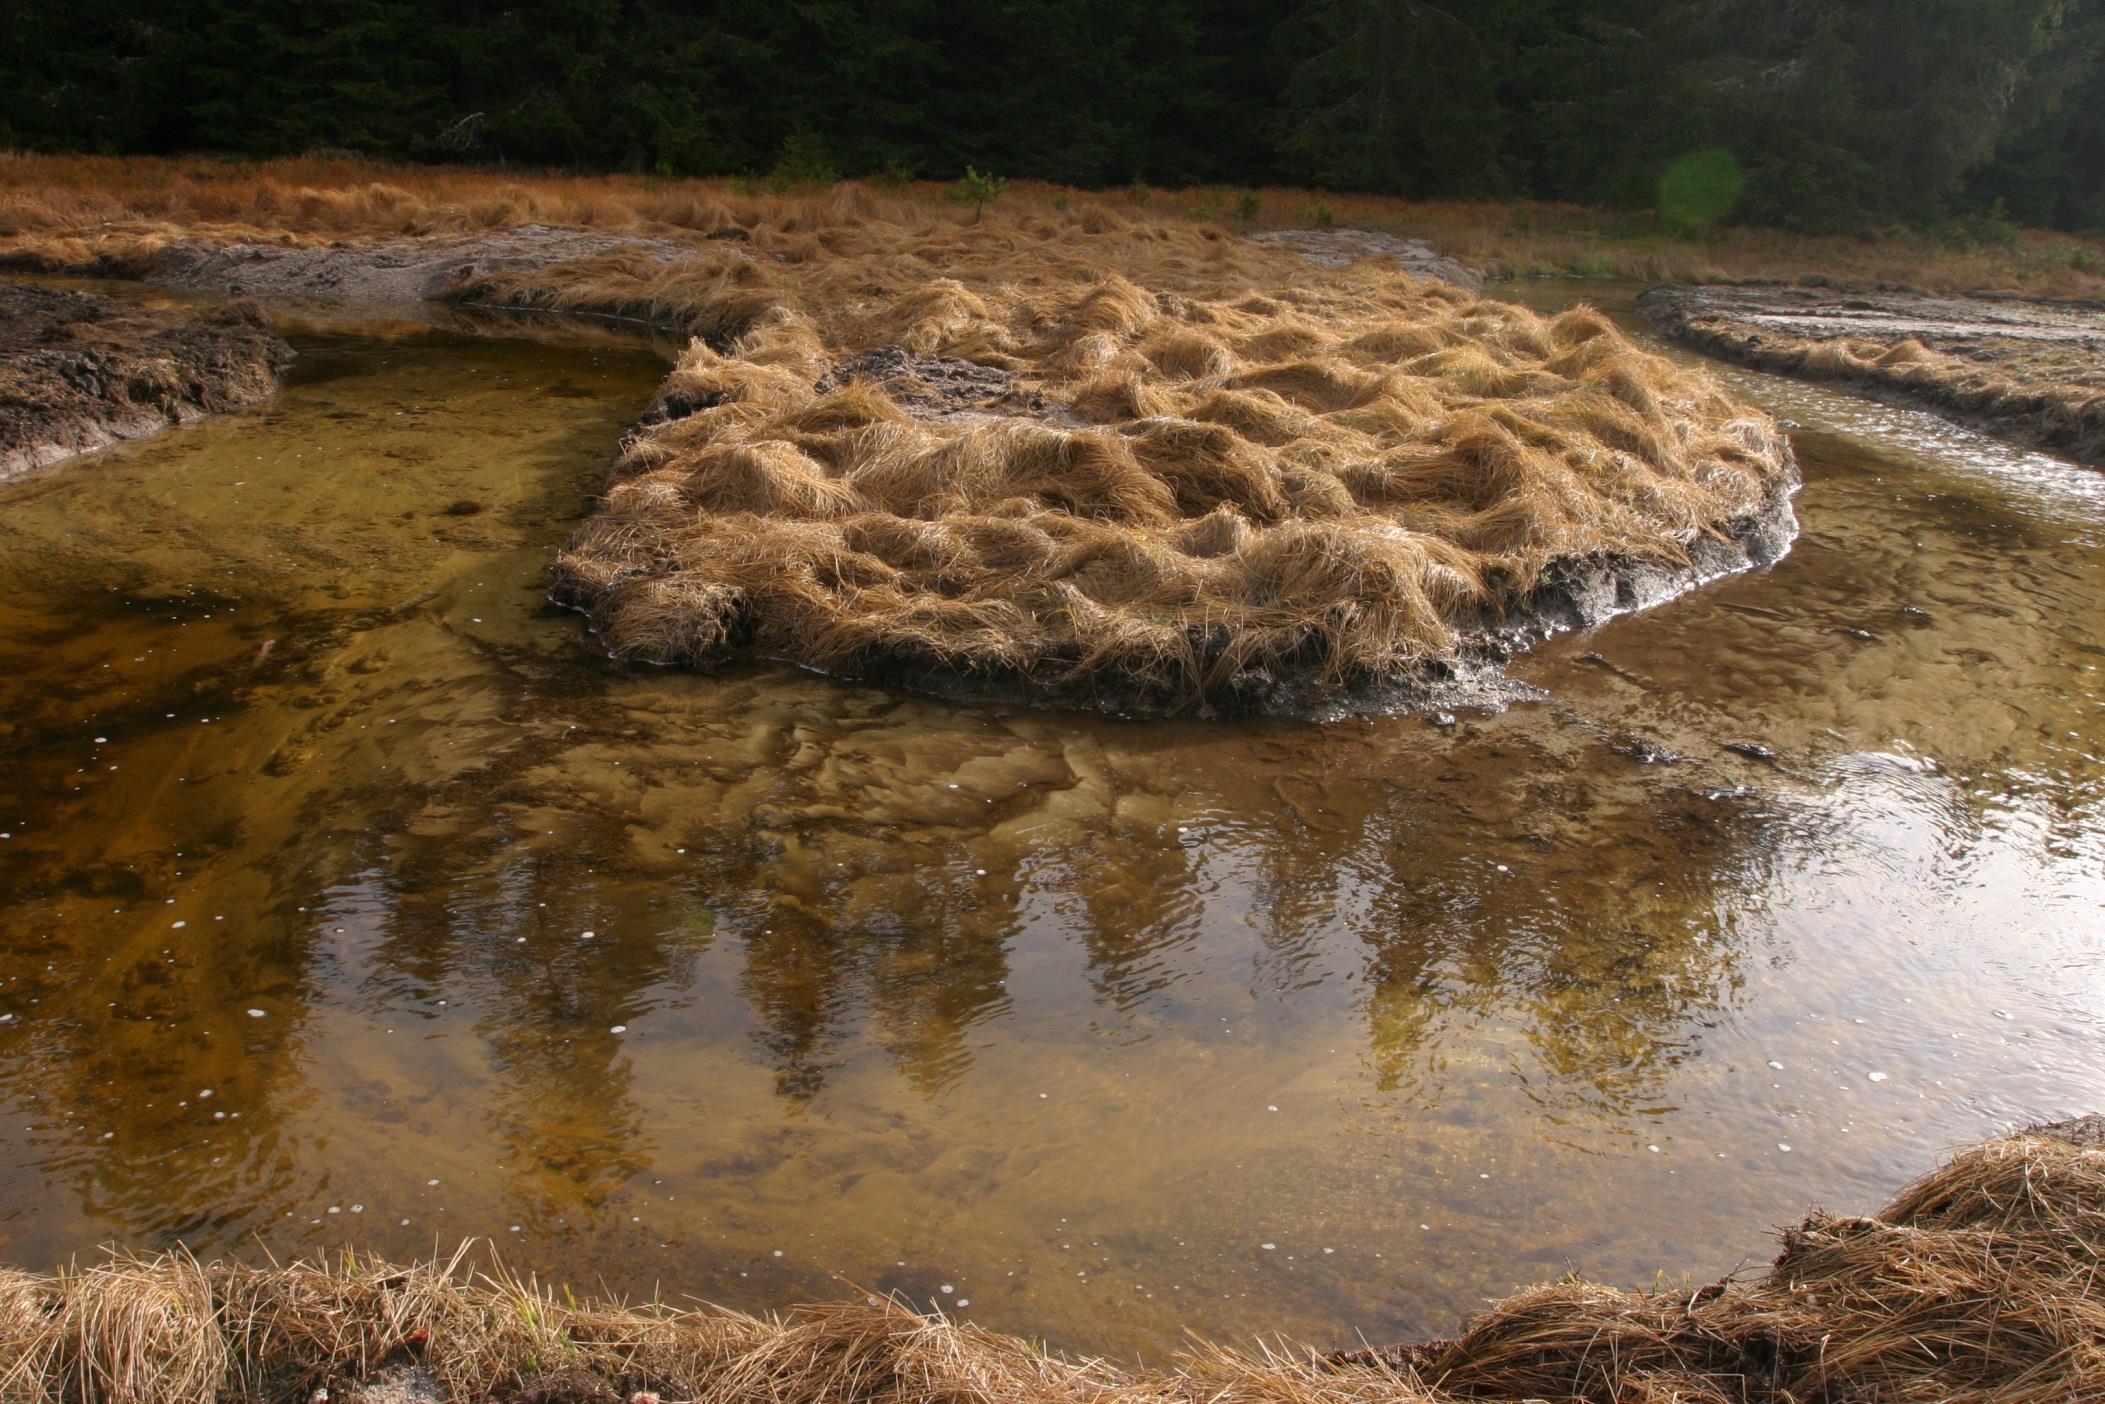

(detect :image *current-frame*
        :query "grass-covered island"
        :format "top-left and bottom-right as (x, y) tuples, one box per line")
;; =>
(534, 224), (1796, 714)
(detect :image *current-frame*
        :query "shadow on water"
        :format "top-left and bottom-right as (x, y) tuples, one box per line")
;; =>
(0, 281), (2101, 1357)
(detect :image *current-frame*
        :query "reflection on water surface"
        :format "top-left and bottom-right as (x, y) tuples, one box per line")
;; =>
(0, 284), (2100, 1358)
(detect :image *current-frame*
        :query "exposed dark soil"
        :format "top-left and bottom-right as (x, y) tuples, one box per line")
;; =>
(2036, 1114), (2105, 1147)
(0, 282), (293, 480)
(1463, 477), (1800, 658)
(1641, 283), (2105, 466)
(814, 346), (1065, 421)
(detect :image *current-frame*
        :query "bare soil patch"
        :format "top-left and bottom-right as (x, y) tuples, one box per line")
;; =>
(813, 346), (1058, 422)
(0, 282), (292, 481)
(1642, 283), (2105, 466)
(1247, 228), (1483, 290)
(2038, 1113), (2105, 1147)
(146, 225), (693, 304)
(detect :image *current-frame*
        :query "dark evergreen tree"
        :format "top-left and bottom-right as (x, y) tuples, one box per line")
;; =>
(1274, 0), (1537, 197)
(1, 0), (2098, 231)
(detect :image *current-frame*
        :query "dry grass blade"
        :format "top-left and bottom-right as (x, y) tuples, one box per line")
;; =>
(52, 1249), (222, 1404)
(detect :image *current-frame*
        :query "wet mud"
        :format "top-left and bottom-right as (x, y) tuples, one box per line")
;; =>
(0, 282), (292, 480)
(147, 225), (694, 305)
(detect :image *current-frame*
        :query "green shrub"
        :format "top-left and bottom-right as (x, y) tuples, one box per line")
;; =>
(950, 165), (1007, 221)
(1739, 144), (1879, 234)
(1936, 201), (2021, 252)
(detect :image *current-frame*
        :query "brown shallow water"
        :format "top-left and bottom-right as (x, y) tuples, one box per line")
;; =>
(1, 279), (2102, 1362)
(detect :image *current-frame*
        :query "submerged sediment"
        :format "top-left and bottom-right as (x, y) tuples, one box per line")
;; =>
(1641, 282), (2105, 467)
(0, 1122), (2094, 1403)
(0, 283), (293, 481)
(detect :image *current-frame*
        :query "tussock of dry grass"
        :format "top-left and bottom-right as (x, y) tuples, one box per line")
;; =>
(1374, 1129), (2105, 1403)
(0, 1129), (2098, 1402)
(533, 256), (1790, 709)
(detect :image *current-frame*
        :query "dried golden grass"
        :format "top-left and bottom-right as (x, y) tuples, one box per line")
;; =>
(536, 251), (1792, 709)
(0, 1128), (2096, 1402)
(0, 154), (1231, 294)
(1383, 1131), (2105, 1404)
(3, 155), (2101, 297)
(1255, 191), (2105, 299)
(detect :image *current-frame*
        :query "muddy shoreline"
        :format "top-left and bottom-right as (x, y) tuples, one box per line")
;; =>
(1245, 227), (1484, 289)
(0, 282), (293, 481)
(150, 225), (696, 303)
(4, 221), (1485, 303)
(1640, 282), (2105, 467)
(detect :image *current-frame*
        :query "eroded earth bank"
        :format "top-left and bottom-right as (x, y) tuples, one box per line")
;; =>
(0, 282), (292, 481)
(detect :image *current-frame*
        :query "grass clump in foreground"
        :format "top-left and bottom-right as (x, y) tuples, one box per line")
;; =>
(1, 1125), (2099, 1402)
